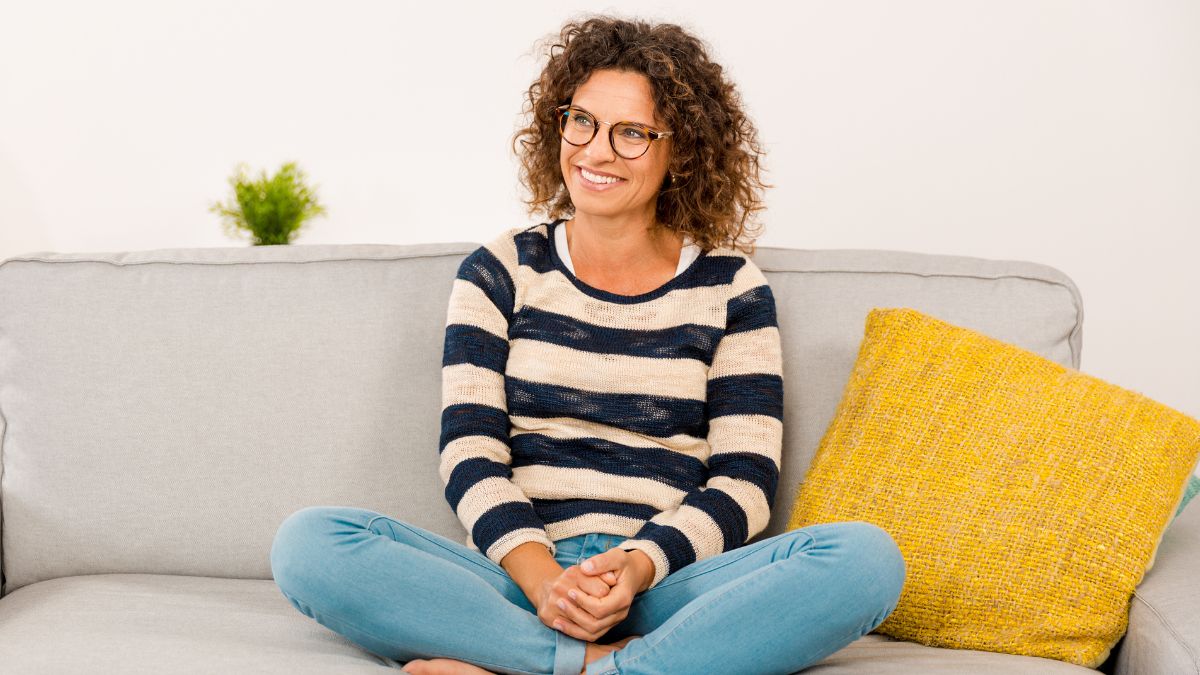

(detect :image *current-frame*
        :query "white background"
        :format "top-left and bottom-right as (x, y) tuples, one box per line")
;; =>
(2, 1), (1197, 432)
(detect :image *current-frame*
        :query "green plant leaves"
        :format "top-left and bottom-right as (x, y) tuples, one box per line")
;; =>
(209, 161), (326, 245)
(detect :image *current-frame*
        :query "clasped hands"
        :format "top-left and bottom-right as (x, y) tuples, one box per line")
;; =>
(534, 547), (655, 642)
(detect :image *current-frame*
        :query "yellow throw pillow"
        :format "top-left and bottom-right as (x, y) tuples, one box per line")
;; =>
(788, 308), (1200, 668)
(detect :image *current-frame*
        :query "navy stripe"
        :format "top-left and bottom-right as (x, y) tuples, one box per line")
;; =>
(439, 403), (510, 452)
(532, 247), (744, 293)
(726, 284), (779, 334)
(510, 306), (723, 366)
(678, 255), (745, 290)
(445, 457), (512, 512)
(472, 501), (547, 555)
(506, 377), (708, 439)
(682, 489), (749, 550)
(456, 247), (514, 323)
(443, 324), (508, 372)
(630, 522), (696, 574)
(516, 228), (555, 274)
(531, 498), (659, 525)
(709, 451), (780, 504)
(511, 433), (707, 492)
(707, 374), (784, 421)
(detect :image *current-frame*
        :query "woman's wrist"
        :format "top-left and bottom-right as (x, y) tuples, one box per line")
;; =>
(500, 541), (563, 608)
(626, 549), (656, 592)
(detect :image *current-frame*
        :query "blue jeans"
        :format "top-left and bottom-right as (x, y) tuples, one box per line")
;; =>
(270, 506), (905, 675)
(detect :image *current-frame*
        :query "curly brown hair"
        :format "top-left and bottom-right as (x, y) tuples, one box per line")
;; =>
(512, 16), (769, 254)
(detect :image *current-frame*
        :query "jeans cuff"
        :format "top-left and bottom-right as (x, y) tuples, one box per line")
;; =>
(554, 631), (587, 675)
(585, 649), (618, 675)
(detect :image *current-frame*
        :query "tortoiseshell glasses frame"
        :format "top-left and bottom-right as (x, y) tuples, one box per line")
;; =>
(555, 104), (673, 160)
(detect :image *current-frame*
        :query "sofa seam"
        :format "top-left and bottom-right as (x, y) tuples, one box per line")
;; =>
(1130, 590), (1200, 675)
(0, 249), (476, 270)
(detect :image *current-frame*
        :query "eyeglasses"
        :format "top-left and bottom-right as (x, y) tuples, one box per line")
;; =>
(554, 104), (673, 160)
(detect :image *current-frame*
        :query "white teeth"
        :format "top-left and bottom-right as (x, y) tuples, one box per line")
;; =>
(580, 168), (620, 185)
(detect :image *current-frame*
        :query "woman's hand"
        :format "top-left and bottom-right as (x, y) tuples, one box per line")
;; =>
(534, 565), (621, 642)
(554, 548), (655, 639)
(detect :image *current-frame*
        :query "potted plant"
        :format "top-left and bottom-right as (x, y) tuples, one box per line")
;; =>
(210, 161), (326, 246)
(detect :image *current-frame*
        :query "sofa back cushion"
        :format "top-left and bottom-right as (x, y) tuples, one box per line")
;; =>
(0, 242), (1081, 595)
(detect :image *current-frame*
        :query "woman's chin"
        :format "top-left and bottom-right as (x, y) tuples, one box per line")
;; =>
(568, 195), (634, 220)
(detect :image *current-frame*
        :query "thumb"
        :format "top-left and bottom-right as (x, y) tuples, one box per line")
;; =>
(580, 548), (624, 575)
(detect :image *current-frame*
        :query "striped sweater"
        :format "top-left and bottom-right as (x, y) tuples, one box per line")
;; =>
(439, 219), (784, 588)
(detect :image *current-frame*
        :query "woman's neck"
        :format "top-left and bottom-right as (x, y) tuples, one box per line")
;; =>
(566, 213), (683, 274)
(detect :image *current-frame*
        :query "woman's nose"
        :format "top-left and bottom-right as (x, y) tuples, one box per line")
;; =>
(583, 125), (616, 161)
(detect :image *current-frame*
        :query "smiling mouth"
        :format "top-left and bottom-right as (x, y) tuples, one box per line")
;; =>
(578, 167), (625, 186)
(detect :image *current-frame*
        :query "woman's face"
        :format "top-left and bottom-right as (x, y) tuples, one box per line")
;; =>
(559, 69), (672, 222)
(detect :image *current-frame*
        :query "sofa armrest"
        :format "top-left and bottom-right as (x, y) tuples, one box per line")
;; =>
(1115, 498), (1200, 675)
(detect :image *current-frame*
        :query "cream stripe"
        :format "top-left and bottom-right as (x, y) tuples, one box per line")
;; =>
(619, 539), (671, 588)
(439, 436), (512, 484)
(653, 503), (724, 561)
(507, 339), (708, 398)
(485, 528), (555, 565)
(544, 514), (646, 541)
(510, 416), (711, 463)
(484, 230), (522, 279)
(707, 415), (783, 464)
(446, 279), (509, 339)
(518, 271), (728, 331)
(442, 363), (507, 409)
(707, 326), (783, 379)
(456, 477), (531, 531)
(512, 466), (685, 511)
(707, 476), (773, 538)
(466, 528), (557, 557)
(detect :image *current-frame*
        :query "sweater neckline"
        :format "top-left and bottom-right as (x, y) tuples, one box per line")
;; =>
(545, 218), (709, 305)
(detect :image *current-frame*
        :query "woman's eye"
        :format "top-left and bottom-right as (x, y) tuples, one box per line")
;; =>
(621, 126), (649, 140)
(572, 114), (595, 128)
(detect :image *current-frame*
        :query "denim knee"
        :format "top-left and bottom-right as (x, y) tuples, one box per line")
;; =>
(270, 506), (353, 598)
(837, 521), (906, 617)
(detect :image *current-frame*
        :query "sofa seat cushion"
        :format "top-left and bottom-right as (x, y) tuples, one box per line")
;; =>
(0, 574), (1094, 674)
(808, 635), (1097, 674)
(0, 574), (403, 673)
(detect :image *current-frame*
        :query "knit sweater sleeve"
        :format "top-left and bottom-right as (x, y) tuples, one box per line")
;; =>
(618, 260), (784, 588)
(440, 234), (556, 565)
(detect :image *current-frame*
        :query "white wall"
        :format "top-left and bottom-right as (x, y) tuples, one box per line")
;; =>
(2, 1), (1198, 428)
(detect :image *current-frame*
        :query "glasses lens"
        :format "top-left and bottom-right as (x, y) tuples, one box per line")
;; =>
(612, 123), (651, 159)
(559, 108), (596, 146)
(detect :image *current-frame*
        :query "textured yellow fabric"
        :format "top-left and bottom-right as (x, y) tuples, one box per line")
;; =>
(788, 308), (1200, 668)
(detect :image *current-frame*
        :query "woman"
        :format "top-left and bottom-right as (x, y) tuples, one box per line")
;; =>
(270, 16), (905, 675)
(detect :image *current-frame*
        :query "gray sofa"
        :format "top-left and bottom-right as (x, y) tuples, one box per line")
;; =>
(0, 241), (1195, 674)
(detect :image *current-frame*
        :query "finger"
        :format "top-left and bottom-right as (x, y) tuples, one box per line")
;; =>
(601, 571), (619, 585)
(588, 576), (641, 617)
(580, 547), (619, 571)
(573, 583), (631, 618)
(567, 588), (608, 621)
(576, 575), (612, 598)
(557, 596), (606, 632)
(551, 617), (593, 642)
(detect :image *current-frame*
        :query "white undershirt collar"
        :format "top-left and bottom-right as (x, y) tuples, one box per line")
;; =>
(555, 221), (701, 278)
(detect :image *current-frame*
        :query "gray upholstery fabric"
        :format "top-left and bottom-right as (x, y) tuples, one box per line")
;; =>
(0, 244), (474, 593)
(1116, 499), (1200, 675)
(0, 243), (1083, 594)
(0, 574), (407, 672)
(0, 241), (1124, 673)
(0, 574), (1092, 674)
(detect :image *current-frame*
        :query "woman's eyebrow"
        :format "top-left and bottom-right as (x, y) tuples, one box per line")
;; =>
(573, 103), (657, 128)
